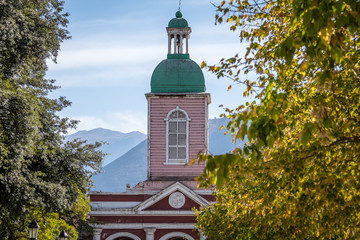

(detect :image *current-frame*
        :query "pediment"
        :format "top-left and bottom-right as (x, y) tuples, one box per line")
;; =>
(134, 182), (209, 211)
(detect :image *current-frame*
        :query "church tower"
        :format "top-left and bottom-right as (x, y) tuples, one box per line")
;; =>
(146, 11), (211, 181)
(89, 11), (213, 240)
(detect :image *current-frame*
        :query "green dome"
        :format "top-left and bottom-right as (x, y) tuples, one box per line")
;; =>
(168, 11), (188, 28)
(175, 11), (182, 18)
(151, 56), (205, 93)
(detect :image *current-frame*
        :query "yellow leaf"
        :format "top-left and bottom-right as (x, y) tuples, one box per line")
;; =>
(318, 21), (335, 46)
(201, 61), (206, 68)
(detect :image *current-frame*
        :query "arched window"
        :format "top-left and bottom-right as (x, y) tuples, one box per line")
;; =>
(159, 232), (195, 240)
(165, 107), (191, 164)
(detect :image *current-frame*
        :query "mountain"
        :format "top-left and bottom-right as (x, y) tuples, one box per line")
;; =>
(91, 140), (147, 192)
(209, 117), (243, 155)
(66, 128), (146, 166)
(89, 118), (243, 192)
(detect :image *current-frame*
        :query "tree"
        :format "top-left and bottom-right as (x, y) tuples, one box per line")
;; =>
(0, 0), (103, 238)
(196, 0), (360, 239)
(22, 191), (92, 240)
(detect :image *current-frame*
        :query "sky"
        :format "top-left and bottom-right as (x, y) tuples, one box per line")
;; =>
(47, 0), (249, 134)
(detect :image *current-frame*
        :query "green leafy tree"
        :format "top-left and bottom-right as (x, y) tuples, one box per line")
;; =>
(196, 0), (360, 239)
(0, 0), (103, 238)
(20, 191), (92, 240)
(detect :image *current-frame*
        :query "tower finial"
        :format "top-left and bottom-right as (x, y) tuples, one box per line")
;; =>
(179, 0), (181, 11)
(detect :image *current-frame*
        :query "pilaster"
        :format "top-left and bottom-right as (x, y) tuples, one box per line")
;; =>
(93, 228), (102, 240)
(144, 227), (156, 240)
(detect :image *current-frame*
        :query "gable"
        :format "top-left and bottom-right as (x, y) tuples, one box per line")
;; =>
(144, 191), (200, 211)
(134, 182), (209, 212)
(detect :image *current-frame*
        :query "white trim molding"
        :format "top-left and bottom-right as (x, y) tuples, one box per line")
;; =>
(159, 232), (195, 240)
(91, 201), (141, 209)
(147, 94), (151, 179)
(105, 232), (141, 240)
(91, 223), (196, 230)
(90, 210), (194, 216)
(204, 95), (209, 155)
(164, 106), (191, 164)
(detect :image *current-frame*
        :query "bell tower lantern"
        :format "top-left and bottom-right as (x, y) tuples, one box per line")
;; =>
(167, 11), (191, 55)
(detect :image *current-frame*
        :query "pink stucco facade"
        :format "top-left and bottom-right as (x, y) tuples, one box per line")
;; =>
(146, 93), (210, 180)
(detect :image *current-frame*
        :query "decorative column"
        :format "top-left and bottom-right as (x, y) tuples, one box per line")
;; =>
(180, 36), (183, 53)
(186, 36), (189, 54)
(168, 35), (172, 54)
(93, 228), (102, 240)
(173, 36), (177, 54)
(144, 227), (156, 240)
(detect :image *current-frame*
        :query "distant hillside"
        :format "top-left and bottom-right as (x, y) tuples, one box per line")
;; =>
(90, 118), (244, 192)
(91, 140), (147, 192)
(66, 128), (146, 166)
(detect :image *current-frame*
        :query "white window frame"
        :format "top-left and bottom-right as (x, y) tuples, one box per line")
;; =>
(164, 106), (191, 165)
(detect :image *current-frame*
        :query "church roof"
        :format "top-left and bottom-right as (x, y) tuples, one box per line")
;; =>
(151, 55), (205, 93)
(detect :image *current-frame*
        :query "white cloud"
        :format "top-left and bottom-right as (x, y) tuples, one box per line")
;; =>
(49, 66), (152, 88)
(67, 112), (147, 135)
(186, 0), (214, 6)
(112, 112), (147, 134)
(48, 44), (164, 70)
(68, 116), (114, 134)
(46, 14), (245, 88)
(47, 39), (242, 88)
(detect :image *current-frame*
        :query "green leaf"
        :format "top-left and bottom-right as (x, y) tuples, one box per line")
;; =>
(300, 124), (312, 145)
